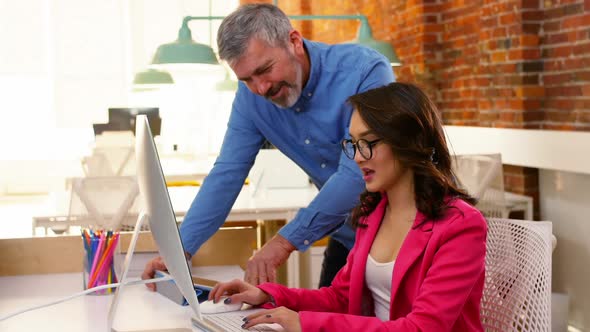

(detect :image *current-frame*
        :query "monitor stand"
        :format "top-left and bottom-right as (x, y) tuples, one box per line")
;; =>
(106, 213), (193, 332)
(107, 212), (148, 332)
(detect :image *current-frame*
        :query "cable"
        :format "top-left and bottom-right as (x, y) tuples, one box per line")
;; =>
(0, 275), (172, 322)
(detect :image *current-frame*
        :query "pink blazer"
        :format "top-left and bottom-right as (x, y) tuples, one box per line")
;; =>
(259, 196), (487, 331)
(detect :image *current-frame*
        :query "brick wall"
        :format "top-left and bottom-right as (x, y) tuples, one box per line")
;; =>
(241, 0), (590, 219)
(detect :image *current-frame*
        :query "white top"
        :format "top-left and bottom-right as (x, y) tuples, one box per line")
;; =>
(365, 254), (395, 321)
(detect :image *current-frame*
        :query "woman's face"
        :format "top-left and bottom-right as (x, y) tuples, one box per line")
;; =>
(349, 110), (409, 193)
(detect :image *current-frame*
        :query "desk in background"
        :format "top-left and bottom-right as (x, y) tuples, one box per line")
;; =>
(28, 185), (318, 288)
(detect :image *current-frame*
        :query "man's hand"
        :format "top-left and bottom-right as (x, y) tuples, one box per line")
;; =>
(141, 256), (167, 291)
(245, 234), (296, 285)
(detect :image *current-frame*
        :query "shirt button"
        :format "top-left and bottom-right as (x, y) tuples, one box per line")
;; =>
(320, 163), (326, 168)
(304, 240), (310, 245)
(305, 139), (310, 144)
(295, 107), (301, 112)
(307, 92), (312, 97)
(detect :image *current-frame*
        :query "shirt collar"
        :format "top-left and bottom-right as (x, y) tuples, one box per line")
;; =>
(301, 39), (320, 99)
(289, 39), (320, 111)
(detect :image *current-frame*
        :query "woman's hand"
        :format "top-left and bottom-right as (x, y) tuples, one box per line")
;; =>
(208, 279), (271, 306)
(242, 307), (302, 332)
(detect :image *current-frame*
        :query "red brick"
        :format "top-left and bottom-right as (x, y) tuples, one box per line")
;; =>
(523, 110), (544, 122)
(514, 86), (545, 98)
(579, 111), (590, 123)
(545, 32), (569, 45)
(573, 71), (590, 81)
(500, 12), (518, 25)
(574, 43), (590, 55)
(519, 34), (540, 47)
(543, 73), (572, 85)
(491, 51), (507, 62)
(522, 10), (544, 21)
(545, 99), (574, 110)
(509, 49), (541, 60)
(562, 14), (590, 30)
(545, 110), (577, 123)
(542, 21), (561, 32)
(545, 45), (573, 58)
(522, 0), (541, 9)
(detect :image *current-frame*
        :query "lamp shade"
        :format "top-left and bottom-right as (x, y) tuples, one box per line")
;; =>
(151, 21), (218, 65)
(355, 18), (401, 66)
(215, 72), (238, 91)
(133, 69), (174, 85)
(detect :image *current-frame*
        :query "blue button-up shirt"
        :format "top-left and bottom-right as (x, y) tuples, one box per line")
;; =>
(180, 39), (395, 254)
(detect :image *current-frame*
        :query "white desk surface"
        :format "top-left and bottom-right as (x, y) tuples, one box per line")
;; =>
(0, 266), (243, 332)
(170, 185), (319, 221)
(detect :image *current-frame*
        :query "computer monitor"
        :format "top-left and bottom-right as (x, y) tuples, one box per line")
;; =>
(107, 114), (203, 331)
(93, 107), (161, 136)
(134, 114), (200, 314)
(108, 115), (278, 332)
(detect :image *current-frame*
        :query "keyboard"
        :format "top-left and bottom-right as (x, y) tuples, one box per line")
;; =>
(196, 311), (281, 331)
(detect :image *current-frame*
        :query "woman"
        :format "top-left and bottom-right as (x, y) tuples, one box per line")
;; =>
(209, 82), (487, 331)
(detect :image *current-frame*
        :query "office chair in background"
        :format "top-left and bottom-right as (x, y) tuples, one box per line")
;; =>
(453, 153), (509, 218)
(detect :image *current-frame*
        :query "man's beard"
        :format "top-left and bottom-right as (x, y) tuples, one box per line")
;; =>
(266, 64), (303, 109)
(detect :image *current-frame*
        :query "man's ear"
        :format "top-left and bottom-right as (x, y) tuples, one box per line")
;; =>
(288, 30), (305, 55)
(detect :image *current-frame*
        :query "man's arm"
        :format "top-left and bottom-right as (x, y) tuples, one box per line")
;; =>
(278, 152), (365, 251)
(179, 93), (265, 255)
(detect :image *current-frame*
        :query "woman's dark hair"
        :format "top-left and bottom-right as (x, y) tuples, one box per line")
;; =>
(348, 82), (476, 228)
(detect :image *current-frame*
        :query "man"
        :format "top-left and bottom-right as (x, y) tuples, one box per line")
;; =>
(143, 3), (394, 288)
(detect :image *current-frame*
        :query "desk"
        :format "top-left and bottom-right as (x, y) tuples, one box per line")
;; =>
(32, 185), (319, 234)
(0, 267), (242, 332)
(29, 185), (318, 287)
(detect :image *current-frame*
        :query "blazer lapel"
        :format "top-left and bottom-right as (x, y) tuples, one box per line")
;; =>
(389, 211), (433, 314)
(349, 197), (388, 315)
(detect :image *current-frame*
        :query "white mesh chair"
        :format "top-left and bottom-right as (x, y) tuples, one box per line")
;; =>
(68, 176), (141, 230)
(481, 218), (552, 331)
(453, 154), (509, 218)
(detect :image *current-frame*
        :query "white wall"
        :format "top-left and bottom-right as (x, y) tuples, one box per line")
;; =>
(0, 0), (238, 194)
(540, 170), (590, 331)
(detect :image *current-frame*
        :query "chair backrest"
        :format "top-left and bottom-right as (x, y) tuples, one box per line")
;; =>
(481, 218), (552, 332)
(68, 176), (140, 230)
(453, 154), (508, 218)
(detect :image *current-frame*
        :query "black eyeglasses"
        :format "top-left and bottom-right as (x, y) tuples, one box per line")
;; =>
(341, 138), (383, 160)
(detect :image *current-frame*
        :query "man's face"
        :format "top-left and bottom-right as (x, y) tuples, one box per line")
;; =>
(229, 33), (305, 108)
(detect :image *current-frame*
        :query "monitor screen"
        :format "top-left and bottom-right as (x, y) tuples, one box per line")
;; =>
(93, 107), (161, 136)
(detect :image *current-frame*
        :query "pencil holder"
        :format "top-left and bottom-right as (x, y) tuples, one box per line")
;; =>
(81, 229), (121, 295)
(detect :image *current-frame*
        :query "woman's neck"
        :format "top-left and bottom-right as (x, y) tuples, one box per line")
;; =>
(385, 170), (416, 220)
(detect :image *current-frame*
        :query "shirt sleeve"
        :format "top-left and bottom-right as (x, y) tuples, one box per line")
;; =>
(179, 89), (265, 255)
(278, 55), (396, 251)
(278, 151), (364, 250)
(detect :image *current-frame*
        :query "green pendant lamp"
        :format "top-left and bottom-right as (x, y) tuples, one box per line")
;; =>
(133, 69), (174, 85)
(355, 17), (400, 66)
(151, 18), (218, 65)
(215, 71), (238, 91)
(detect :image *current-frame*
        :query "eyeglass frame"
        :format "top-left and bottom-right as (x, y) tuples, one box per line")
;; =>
(341, 138), (383, 160)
